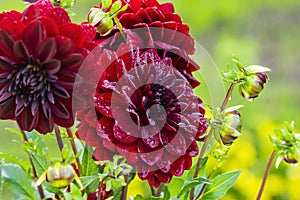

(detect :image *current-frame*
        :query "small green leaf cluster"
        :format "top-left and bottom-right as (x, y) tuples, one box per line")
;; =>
(270, 121), (300, 167)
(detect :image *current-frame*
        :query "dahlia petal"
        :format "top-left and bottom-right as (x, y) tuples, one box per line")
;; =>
(38, 16), (59, 37)
(15, 98), (25, 117)
(60, 24), (84, 46)
(50, 99), (69, 119)
(53, 109), (74, 128)
(52, 83), (70, 98)
(0, 17), (24, 40)
(35, 109), (54, 134)
(42, 100), (51, 119)
(23, 21), (46, 54)
(155, 170), (172, 183)
(0, 56), (16, 70)
(0, 30), (16, 59)
(163, 132), (186, 156)
(20, 4), (40, 24)
(186, 141), (198, 157)
(137, 164), (154, 180)
(55, 36), (74, 55)
(95, 92), (113, 118)
(43, 59), (61, 74)
(103, 138), (116, 152)
(185, 155), (192, 170)
(138, 140), (163, 166)
(113, 124), (137, 144)
(35, 0), (54, 14)
(97, 116), (115, 138)
(61, 53), (83, 70)
(0, 96), (15, 119)
(0, 91), (13, 104)
(81, 22), (96, 42)
(46, 7), (71, 26)
(147, 174), (161, 188)
(13, 41), (29, 61)
(17, 107), (39, 131)
(161, 3), (174, 13)
(116, 142), (139, 164)
(170, 156), (185, 176)
(36, 37), (57, 61)
(31, 100), (40, 116)
(142, 133), (160, 149)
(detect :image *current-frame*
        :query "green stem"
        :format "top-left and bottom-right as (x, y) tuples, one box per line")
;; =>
(256, 151), (276, 200)
(113, 17), (126, 41)
(66, 128), (81, 173)
(156, 184), (164, 197)
(19, 129), (45, 199)
(190, 83), (236, 200)
(150, 185), (156, 197)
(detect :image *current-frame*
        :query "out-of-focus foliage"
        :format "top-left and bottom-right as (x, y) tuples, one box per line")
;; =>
(0, 0), (300, 199)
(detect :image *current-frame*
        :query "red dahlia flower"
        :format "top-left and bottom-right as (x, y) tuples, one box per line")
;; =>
(0, 0), (96, 133)
(76, 47), (207, 187)
(92, 0), (200, 88)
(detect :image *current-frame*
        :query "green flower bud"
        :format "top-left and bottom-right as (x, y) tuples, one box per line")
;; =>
(88, 7), (114, 36)
(46, 163), (75, 189)
(220, 110), (242, 146)
(239, 65), (269, 101)
(284, 147), (300, 164)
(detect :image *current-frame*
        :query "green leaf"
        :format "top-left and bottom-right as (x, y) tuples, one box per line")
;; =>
(81, 146), (98, 176)
(79, 176), (99, 190)
(162, 185), (170, 200)
(166, 177), (184, 198)
(29, 151), (49, 177)
(2, 164), (36, 199)
(110, 1), (122, 14)
(0, 159), (3, 192)
(200, 170), (241, 200)
(102, 0), (112, 9)
(177, 177), (211, 198)
(134, 194), (145, 200)
(112, 187), (122, 200)
(81, 146), (99, 194)
(25, 130), (48, 156)
(0, 153), (30, 172)
(4, 128), (23, 139)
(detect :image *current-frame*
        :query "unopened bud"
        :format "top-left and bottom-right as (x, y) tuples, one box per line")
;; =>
(46, 163), (75, 189)
(220, 110), (242, 146)
(239, 65), (269, 101)
(284, 147), (299, 164)
(88, 7), (114, 36)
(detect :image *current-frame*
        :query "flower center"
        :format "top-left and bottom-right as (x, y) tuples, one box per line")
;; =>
(12, 58), (53, 105)
(146, 104), (166, 125)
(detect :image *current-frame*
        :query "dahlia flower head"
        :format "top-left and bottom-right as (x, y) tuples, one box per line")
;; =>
(76, 0), (207, 187)
(0, 0), (96, 133)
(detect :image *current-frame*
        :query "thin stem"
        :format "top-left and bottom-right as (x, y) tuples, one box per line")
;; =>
(196, 168), (215, 199)
(220, 83), (235, 112)
(121, 174), (129, 200)
(190, 83), (236, 200)
(256, 151), (276, 200)
(150, 185), (156, 197)
(97, 174), (115, 200)
(156, 184), (164, 197)
(19, 129), (45, 199)
(66, 128), (81, 173)
(54, 125), (64, 153)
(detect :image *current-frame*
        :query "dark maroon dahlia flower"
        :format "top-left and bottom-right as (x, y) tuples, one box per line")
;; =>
(76, 47), (207, 187)
(0, 0), (96, 133)
(92, 0), (200, 88)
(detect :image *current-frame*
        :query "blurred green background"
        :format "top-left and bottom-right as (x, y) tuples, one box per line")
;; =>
(1, 0), (300, 199)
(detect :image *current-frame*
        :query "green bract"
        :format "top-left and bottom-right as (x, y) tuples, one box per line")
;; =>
(269, 121), (300, 167)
